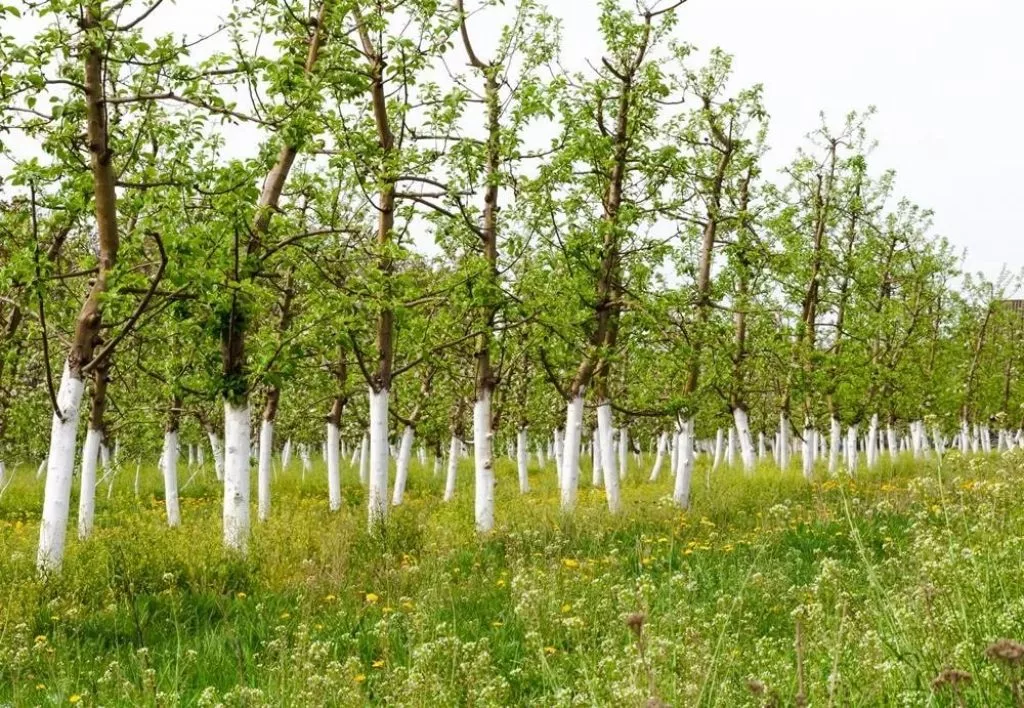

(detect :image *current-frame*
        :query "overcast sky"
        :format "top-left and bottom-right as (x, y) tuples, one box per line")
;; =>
(666, 0), (1023, 281)
(10, 0), (1022, 282)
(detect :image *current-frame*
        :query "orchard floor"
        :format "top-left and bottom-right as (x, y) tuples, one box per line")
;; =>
(3, 452), (1024, 706)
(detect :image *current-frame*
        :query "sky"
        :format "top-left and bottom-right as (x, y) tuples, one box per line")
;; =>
(7, 0), (1023, 282)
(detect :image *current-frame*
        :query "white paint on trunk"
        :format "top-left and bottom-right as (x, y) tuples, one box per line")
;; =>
(207, 432), (225, 481)
(392, 425), (415, 506)
(779, 413), (791, 471)
(162, 429), (181, 528)
(733, 409), (755, 473)
(846, 424), (859, 473)
(358, 432), (370, 486)
(517, 427), (530, 493)
(37, 363), (86, 573)
(618, 427), (628, 480)
(758, 432), (766, 460)
(828, 417), (841, 476)
(223, 401), (251, 552)
(444, 435), (459, 501)
(257, 419), (273, 522)
(649, 432), (667, 481)
(673, 417), (695, 508)
(76, 427), (102, 540)
(712, 429), (724, 471)
(726, 426), (737, 468)
(367, 387), (389, 527)
(559, 395), (585, 511)
(960, 419), (970, 455)
(473, 391), (495, 532)
(669, 430), (680, 480)
(596, 401), (621, 513)
(802, 424), (815, 480)
(866, 414), (879, 468)
(591, 429), (603, 488)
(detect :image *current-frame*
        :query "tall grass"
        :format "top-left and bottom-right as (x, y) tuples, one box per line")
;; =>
(2, 449), (1024, 705)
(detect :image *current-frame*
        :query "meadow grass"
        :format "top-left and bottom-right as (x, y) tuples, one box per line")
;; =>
(3, 450), (1024, 706)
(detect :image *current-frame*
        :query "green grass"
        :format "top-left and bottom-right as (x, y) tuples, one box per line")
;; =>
(3, 450), (1024, 706)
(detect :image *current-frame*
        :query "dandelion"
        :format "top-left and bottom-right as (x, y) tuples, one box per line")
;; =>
(561, 558), (579, 569)
(69, 695), (81, 704)
(235, 592), (247, 600)
(365, 592), (380, 604)
(323, 594), (336, 603)
(561, 603), (572, 613)
(279, 612), (291, 620)
(543, 646), (556, 655)
(354, 674), (366, 683)
(495, 579), (506, 587)
(400, 600), (414, 610)
(372, 659), (385, 668)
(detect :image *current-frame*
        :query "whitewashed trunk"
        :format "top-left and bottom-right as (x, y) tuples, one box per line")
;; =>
(734, 409), (755, 473)
(802, 424), (815, 480)
(257, 420), (273, 522)
(473, 392), (495, 532)
(358, 433), (369, 485)
(595, 401), (621, 513)
(208, 432), (225, 481)
(444, 435), (459, 501)
(326, 423), (341, 511)
(367, 388), (389, 528)
(727, 426), (737, 468)
(757, 431), (766, 460)
(281, 438), (292, 469)
(649, 432), (667, 481)
(779, 413), (791, 471)
(223, 401), (251, 552)
(669, 431), (680, 481)
(828, 417), (841, 476)
(559, 395), (585, 511)
(866, 414), (879, 468)
(591, 430), (603, 487)
(673, 417), (695, 508)
(162, 430), (181, 527)
(960, 419), (970, 455)
(618, 427), (628, 480)
(392, 425), (415, 506)
(846, 424), (858, 473)
(37, 364), (86, 572)
(517, 427), (530, 493)
(712, 429), (724, 471)
(76, 427), (102, 540)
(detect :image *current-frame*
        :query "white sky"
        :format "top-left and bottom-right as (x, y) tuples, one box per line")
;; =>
(8, 0), (1021, 281)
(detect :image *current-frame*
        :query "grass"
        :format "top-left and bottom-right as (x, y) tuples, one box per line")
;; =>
(3, 449), (1024, 706)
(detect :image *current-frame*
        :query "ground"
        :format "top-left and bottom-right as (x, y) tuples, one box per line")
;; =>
(2, 450), (1024, 706)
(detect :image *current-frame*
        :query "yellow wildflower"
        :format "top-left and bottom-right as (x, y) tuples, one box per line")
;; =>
(69, 695), (81, 704)
(372, 659), (385, 668)
(561, 558), (579, 569)
(354, 674), (366, 683)
(561, 603), (572, 613)
(544, 646), (556, 655)
(365, 592), (380, 604)
(236, 592), (247, 600)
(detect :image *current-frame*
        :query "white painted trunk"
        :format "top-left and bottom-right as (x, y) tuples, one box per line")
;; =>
(673, 417), (695, 508)
(473, 392), (495, 532)
(392, 425), (415, 506)
(257, 420), (273, 522)
(553, 427), (564, 486)
(187, 444), (196, 468)
(326, 423), (341, 511)
(669, 431), (680, 480)
(76, 427), (102, 540)
(779, 413), (791, 470)
(207, 432), (225, 481)
(828, 417), (841, 476)
(649, 432), (667, 481)
(802, 424), (815, 480)
(37, 364), (86, 572)
(886, 425), (898, 459)
(444, 435), (459, 501)
(846, 424), (858, 473)
(758, 432), (766, 460)
(618, 427), (628, 480)
(433, 450), (442, 477)
(559, 395), (585, 511)
(223, 401), (251, 552)
(960, 419), (970, 455)
(358, 432), (369, 484)
(282, 438), (292, 469)
(712, 429), (724, 471)
(734, 409), (755, 473)
(596, 401), (621, 513)
(133, 458), (141, 497)
(727, 426), (737, 468)
(591, 430), (603, 487)
(866, 414), (879, 468)
(161, 430), (181, 528)
(367, 388), (389, 528)
(517, 427), (530, 493)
